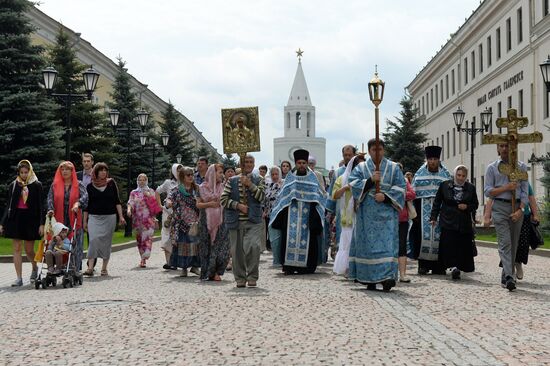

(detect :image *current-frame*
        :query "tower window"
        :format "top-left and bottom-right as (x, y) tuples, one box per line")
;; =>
(296, 112), (301, 128)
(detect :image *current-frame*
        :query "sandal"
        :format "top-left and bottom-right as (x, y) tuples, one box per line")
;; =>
(100, 269), (108, 276)
(83, 269), (94, 277)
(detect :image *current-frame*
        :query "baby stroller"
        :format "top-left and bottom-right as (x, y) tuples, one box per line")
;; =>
(34, 217), (83, 289)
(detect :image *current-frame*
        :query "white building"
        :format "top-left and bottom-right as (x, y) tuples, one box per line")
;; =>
(407, 0), (550, 204)
(274, 57), (326, 170)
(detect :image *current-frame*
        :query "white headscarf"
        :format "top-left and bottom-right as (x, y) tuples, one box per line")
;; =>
(338, 156), (357, 220)
(171, 163), (183, 181)
(270, 166), (283, 184)
(135, 173), (149, 192)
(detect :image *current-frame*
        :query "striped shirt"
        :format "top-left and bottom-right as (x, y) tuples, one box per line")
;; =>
(221, 175), (265, 221)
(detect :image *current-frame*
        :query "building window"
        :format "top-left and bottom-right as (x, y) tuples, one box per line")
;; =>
(430, 89), (434, 111)
(464, 58), (468, 85)
(451, 69), (455, 94)
(296, 112), (301, 128)
(487, 36), (492, 67)
(519, 89), (524, 115)
(446, 131), (450, 159)
(506, 18), (512, 51)
(441, 134), (445, 161)
(517, 8), (523, 43)
(508, 95), (512, 109)
(479, 44), (483, 73)
(452, 127), (456, 156)
(498, 101), (502, 133)
(426, 92), (429, 113)
(489, 106), (493, 133)
(445, 75), (449, 100)
(436, 137), (439, 146)
(471, 51), (476, 79)
(496, 27), (501, 59)
(422, 96), (425, 115)
(545, 0), (550, 16)
(440, 80), (443, 103)
(435, 85), (438, 107)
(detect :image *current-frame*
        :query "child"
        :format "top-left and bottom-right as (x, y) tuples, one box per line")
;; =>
(45, 223), (71, 274)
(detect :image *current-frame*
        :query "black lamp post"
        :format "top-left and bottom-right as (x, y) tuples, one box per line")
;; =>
(453, 106), (492, 184)
(140, 132), (169, 189)
(540, 55), (550, 93)
(109, 107), (149, 237)
(42, 65), (100, 160)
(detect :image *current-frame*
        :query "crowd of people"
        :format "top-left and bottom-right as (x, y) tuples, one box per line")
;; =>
(0, 139), (541, 292)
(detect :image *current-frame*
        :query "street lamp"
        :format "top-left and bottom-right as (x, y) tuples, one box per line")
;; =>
(140, 133), (169, 189)
(452, 106), (492, 184)
(42, 65), (100, 160)
(367, 66), (385, 193)
(109, 107), (149, 236)
(540, 55), (550, 92)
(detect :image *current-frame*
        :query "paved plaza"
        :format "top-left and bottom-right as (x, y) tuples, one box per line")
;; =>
(0, 244), (549, 366)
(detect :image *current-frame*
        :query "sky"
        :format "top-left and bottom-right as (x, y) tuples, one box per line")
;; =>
(37, 0), (481, 169)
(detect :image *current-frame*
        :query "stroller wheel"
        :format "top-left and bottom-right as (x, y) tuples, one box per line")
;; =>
(78, 277), (83, 285)
(35, 280), (40, 290)
(41, 281), (47, 289)
(62, 278), (68, 288)
(69, 278), (74, 288)
(52, 277), (57, 287)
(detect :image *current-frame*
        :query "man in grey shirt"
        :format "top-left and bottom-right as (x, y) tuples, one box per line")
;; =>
(484, 143), (528, 291)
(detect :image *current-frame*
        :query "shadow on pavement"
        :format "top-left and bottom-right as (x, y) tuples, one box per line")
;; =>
(227, 286), (270, 297)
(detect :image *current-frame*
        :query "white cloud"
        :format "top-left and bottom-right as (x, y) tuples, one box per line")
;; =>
(37, 0), (480, 168)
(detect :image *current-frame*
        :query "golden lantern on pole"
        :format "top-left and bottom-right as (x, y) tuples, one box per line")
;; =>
(367, 66), (385, 192)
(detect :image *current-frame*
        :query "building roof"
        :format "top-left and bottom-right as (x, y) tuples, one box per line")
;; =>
(287, 60), (312, 106)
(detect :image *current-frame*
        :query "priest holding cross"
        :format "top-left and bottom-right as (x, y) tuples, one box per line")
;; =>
(483, 108), (543, 292)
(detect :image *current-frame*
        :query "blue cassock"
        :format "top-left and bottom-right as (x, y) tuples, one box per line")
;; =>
(348, 157), (406, 283)
(269, 170), (326, 268)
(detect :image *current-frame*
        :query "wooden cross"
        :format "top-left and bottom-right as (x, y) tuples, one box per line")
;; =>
(482, 108), (543, 211)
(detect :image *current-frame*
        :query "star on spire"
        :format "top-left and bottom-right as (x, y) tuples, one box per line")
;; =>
(296, 48), (304, 61)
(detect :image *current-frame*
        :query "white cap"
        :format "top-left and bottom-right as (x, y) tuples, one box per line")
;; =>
(53, 222), (69, 236)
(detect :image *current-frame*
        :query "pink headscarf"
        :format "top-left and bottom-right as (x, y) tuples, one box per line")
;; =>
(199, 164), (224, 243)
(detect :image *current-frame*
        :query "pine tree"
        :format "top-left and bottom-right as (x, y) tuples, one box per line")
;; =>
(0, 0), (64, 209)
(158, 102), (195, 166)
(382, 95), (428, 173)
(222, 154), (238, 168)
(48, 27), (117, 170)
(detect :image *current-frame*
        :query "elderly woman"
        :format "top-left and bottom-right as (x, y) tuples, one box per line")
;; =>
(128, 174), (161, 268)
(197, 164), (229, 281)
(263, 166), (285, 265)
(156, 164), (183, 269)
(167, 167), (201, 277)
(47, 161), (88, 273)
(83, 163), (124, 276)
(0, 160), (44, 286)
(430, 165), (479, 280)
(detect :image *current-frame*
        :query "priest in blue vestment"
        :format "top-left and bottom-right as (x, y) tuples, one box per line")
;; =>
(348, 139), (406, 291)
(269, 149), (326, 275)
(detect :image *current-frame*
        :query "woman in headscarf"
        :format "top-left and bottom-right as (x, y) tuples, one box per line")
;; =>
(263, 166), (285, 265)
(83, 162), (124, 276)
(430, 165), (479, 280)
(156, 163), (183, 269)
(166, 167), (201, 277)
(331, 155), (364, 276)
(47, 161), (88, 274)
(128, 173), (161, 268)
(0, 160), (44, 286)
(196, 164), (229, 281)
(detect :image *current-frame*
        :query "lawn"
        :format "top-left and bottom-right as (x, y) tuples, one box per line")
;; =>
(476, 232), (550, 249)
(0, 230), (160, 256)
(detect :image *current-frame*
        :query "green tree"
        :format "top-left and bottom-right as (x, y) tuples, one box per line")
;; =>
(48, 27), (117, 170)
(382, 95), (428, 173)
(222, 154), (238, 168)
(158, 102), (195, 166)
(0, 0), (64, 209)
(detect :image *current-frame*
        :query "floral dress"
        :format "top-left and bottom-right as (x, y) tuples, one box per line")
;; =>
(129, 188), (161, 260)
(169, 187), (200, 269)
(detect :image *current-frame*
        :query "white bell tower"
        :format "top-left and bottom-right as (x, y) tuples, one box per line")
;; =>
(274, 49), (326, 169)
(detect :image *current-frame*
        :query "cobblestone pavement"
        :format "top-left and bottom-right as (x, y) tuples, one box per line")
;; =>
(0, 244), (549, 365)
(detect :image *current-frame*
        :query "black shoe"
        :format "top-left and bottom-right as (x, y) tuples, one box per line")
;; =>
(366, 283), (376, 291)
(505, 277), (516, 291)
(418, 267), (428, 275)
(382, 279), (396, 292)
(163, 264), (171, 270)
(451, 268), (461, 280)
(432, 269), (447, 275)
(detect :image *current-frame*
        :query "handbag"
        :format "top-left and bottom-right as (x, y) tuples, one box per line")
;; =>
(529, 220), (544, 250)
(406, 201), (417, 220)
(188, 221), (199, 237)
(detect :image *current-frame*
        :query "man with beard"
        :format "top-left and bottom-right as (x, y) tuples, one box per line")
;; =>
(269, 149), (326, 275)
(348, 139), (405, 291)
(410, 146), (451, 275)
